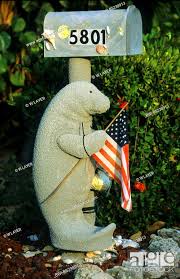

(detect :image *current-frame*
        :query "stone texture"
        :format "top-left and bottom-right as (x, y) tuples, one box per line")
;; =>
(143, 267), (166, 278)
(61, 252), (85, 264)
(74, 264), (113, 279)
(148, 234), (180, 278)
(148, 235), (179, 253)
(157, 228), (180, 246)
(107, 265), (143, 279)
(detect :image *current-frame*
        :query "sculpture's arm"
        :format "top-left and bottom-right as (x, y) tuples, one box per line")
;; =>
(57, 130), (107, 158)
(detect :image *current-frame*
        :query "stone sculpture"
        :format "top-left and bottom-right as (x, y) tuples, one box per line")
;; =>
(33, 80), (116, 251)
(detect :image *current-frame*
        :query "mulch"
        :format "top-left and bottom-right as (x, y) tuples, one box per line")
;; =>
(0, 228), (148, 279)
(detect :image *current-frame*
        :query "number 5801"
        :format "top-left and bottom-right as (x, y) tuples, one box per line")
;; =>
(69, 29), (106, 45)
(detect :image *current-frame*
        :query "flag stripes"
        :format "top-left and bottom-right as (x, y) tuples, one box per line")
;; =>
(92, 109), (132, 212)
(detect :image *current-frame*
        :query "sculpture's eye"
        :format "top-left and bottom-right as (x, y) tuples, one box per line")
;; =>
(89, 90), (92, 93)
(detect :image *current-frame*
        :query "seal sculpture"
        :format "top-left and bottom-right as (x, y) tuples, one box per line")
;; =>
(33, 81), (116, 251)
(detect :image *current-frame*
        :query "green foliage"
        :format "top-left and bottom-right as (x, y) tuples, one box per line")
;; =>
(10, 70), (25, 86)
(93, 27), (179, 233)
(0, 54), (8, 74)
(12, 17), (26, 33)
(0, 31), (11, 52)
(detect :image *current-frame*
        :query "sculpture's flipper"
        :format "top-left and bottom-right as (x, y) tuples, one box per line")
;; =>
(57, 130), (107, 158)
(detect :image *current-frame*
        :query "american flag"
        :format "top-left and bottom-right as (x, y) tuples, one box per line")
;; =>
(92, 106), (132, 212)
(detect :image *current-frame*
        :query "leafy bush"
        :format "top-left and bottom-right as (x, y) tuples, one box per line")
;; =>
(93, 27), (179, 232)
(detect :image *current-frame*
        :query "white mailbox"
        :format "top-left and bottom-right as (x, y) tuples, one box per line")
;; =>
(43, 5), (142, 57)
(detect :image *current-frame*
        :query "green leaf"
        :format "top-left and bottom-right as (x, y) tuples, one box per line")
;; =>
(19, 31), (37, 45)
(59, 0), (69, 8)
(35, 3), (54, 26)
(176, 164), (180, 171)
(164, 22), (173, 27)
(12, 17), (26, 32)
(10, 71), (25, 86)
(7, 91), (22, 106)
(4, 52), (16, 64)
(22, 0), (38, 12)
(0, 55), (8, 74)
(0, 32), (11, 52)
(0, 77), (6, 92)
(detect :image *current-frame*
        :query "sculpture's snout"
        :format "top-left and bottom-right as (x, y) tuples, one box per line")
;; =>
(94, 95), (110, 114)
(101, 96), (110, 112)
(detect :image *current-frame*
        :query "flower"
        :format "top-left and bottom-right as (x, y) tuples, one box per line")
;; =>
(118, 98), (128, 109)
(134, 181), (146, 192)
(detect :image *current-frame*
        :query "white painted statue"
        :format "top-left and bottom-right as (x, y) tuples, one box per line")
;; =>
(33, 81), (116, 251)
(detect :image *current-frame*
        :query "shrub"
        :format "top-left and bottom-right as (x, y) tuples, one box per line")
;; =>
(92, 27), (179, 232)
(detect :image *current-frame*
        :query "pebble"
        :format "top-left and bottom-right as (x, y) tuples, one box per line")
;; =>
(42, 245), (54, 252)
(105, 246), (118, 255)
(130, 231), (142, 241)
(150, 234), (156, 239)
(122, 239), (140, 249)
(84, 258), (94, 263)
(23, 251), (42, 258)
(147, 221), (166, 233)
(27, 234), (39, 241)
(22, 245), (36, 252)
(93, 251), (101, 255)
(86, 252), (96, 258)
(63, 258), (73, 264)
(5, 254), (11, 258)
(45, 263), (52, 268)
(52, 255), (62, 262)
(113, 235), (123, 246)
(105, 253), (112, 260)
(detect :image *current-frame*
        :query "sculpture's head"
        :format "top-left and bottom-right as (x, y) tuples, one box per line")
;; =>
(61, 81), (110, 119)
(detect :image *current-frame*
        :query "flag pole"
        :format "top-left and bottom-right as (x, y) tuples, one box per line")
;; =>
(105, 102), (129, 131)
